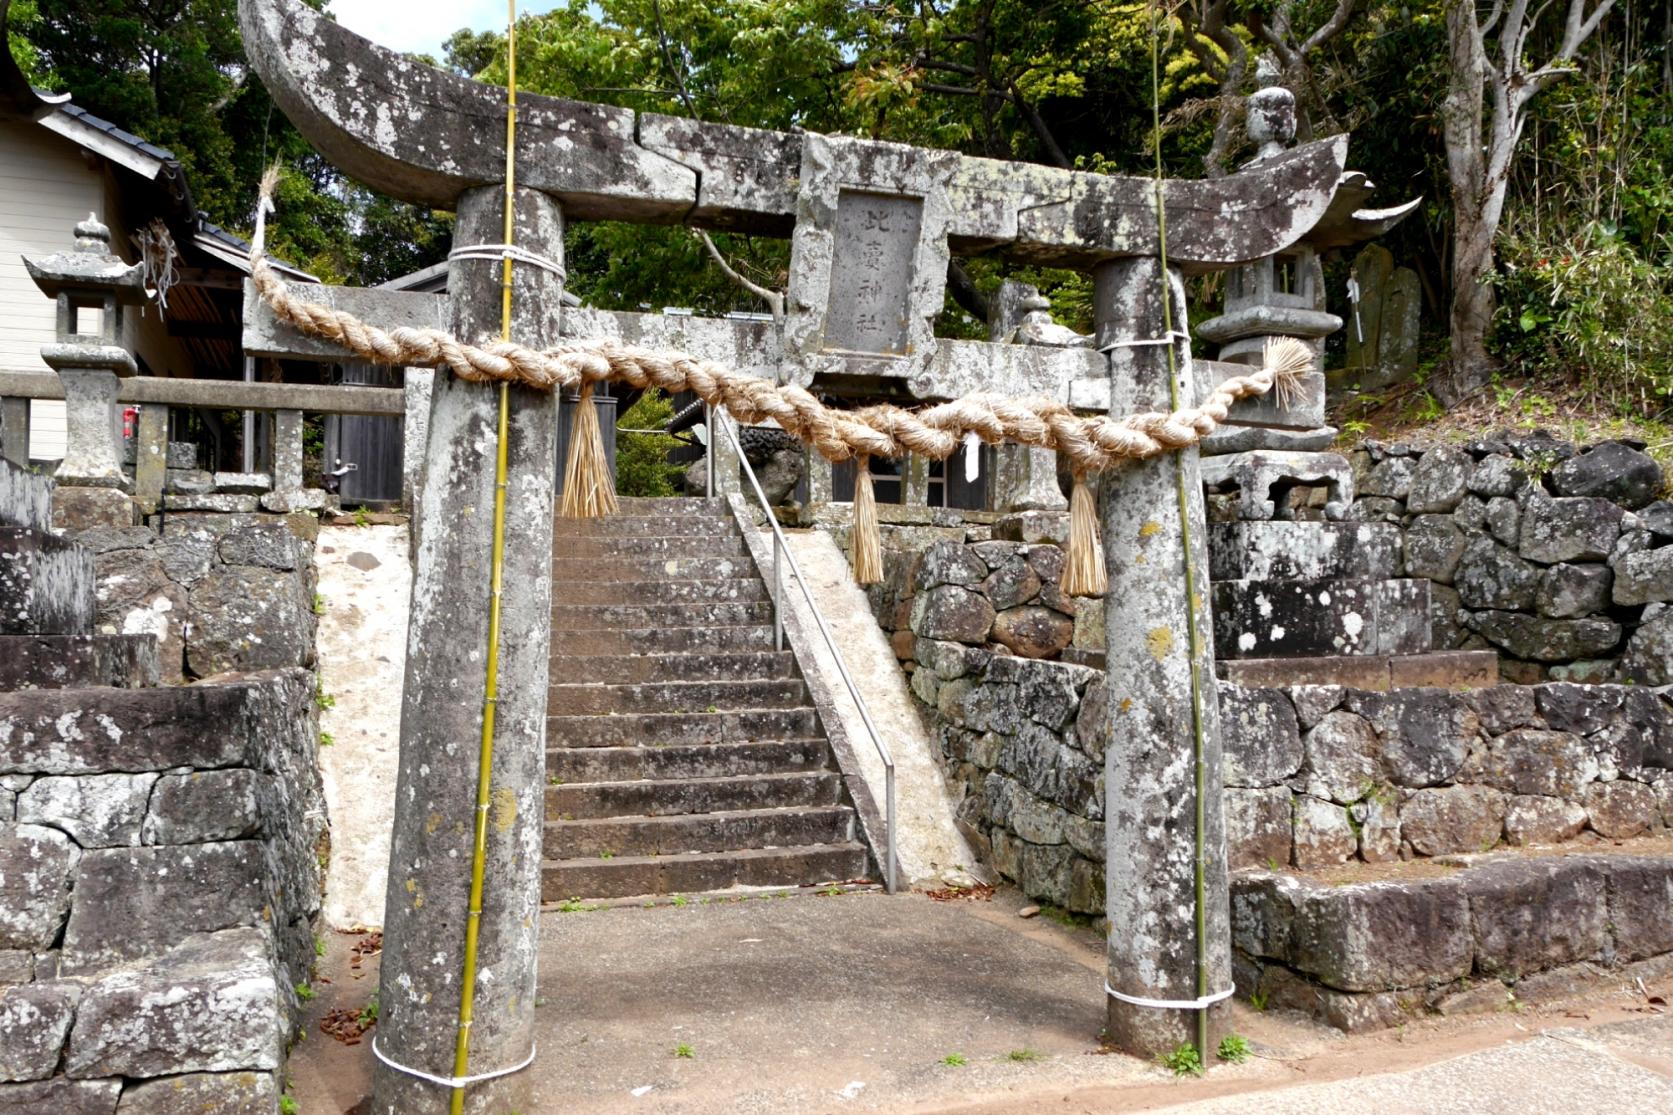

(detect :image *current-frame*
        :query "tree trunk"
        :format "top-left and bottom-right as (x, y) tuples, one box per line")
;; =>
(1439, 0), (1495, 403)
(1447, 210), (1497, 397)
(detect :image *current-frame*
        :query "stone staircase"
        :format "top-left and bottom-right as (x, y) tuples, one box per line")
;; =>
(543, 497), (872, 900)
(0, 460), (323, 1111)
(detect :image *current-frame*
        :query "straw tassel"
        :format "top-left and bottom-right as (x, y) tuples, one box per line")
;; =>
(1263, 336), (1315, 411)
(1060, 471), (1107, 597)
(560, 382), (619, 519)
(850, 455), (883, 585)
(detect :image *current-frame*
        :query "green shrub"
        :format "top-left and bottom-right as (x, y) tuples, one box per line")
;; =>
(613, 389), (688, 497)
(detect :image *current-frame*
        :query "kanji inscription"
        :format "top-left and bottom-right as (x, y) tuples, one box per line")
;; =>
(825, 190), (922, 355)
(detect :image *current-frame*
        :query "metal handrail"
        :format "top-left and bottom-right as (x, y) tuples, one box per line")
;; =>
(707, 406), (898, 894)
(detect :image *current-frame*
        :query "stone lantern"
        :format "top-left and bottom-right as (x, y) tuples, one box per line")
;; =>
(24, 214), (147, 526)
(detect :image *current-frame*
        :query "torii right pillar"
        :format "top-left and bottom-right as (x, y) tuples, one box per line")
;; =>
(1095, 256), (1233, 1058)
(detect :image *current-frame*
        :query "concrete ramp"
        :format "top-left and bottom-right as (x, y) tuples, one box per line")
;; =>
(743, 515), (980, 889)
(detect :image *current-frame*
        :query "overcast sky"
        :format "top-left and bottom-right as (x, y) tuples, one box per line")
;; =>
(328, 1), (565, 61)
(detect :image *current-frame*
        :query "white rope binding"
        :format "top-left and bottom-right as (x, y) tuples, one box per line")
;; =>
(448, 243), (567, 279)
(371, 1035), (537, 1089)
(1098, 330), (1190, 353)
(1104, 981), (1235, 1011)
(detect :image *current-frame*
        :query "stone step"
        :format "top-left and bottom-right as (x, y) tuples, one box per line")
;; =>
(0, 634), (161, 690)
(552, 534), (753, 561)
(546, 771), (843, 819)
(1218, 649), (1501, 691)
(548, 679), (808, 716)
(548, 738), (831, 783)
(548, 624), (777, 657)
(550, 578), (771, 606)
(550, 601), (774, 629)
(550, 651), (796, 683)
(550, 555), (757, 583)
(546, 805), (855, 858)
(1209, 521), (1403, 582)
(1233, 850), (1673, 1033)
(0, 526), (95, 637)
(611, 497), (729, 516)
(542, 842), (870, 901)
(555, 515), (733, 538)
(1212, 577), (1432, 660)
(548, 707), (821, 748)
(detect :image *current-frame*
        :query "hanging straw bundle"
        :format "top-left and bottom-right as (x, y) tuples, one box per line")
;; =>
(559, 382), (619, 518)
(850, 456), (883, 584)
(1060, 472), (1107, 597)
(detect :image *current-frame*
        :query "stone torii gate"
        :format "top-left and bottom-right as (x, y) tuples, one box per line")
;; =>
(237, 0), (1391, 1108)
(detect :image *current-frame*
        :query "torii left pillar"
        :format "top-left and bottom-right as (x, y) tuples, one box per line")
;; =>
(374, 185), (564, 1114)
(1095, 256), (1233, 1060)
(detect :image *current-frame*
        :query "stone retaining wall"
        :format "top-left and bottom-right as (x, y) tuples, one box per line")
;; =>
(915, 643), (1673, 913)
(77, 513), (321, 683)
(0, 668), (326, 1107)
(1233, 853), (1673, 1031)
(1342, 433), (1671, 683)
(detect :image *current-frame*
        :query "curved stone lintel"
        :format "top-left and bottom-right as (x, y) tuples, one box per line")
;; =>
(239, 0), (697, 217)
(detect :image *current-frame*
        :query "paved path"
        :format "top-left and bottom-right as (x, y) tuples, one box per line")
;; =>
(289, 887), (1673, 1114)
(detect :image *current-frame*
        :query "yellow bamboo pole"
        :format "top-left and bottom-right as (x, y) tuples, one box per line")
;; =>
(450, 3), (519, 1111)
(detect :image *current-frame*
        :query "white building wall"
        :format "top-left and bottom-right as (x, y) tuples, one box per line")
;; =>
(0, 116), (103, 461)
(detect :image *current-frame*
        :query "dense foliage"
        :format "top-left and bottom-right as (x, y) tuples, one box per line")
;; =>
(8, 0), (1670, 420)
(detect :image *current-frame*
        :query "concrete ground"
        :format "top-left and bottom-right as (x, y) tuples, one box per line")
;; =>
(289, 886), (1673, 1114)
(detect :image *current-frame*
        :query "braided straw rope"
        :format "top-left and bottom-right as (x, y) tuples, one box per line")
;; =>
(249, 239), (1310, 474)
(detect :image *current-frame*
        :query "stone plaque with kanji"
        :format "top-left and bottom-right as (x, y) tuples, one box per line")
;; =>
(824, 191), (922, 355)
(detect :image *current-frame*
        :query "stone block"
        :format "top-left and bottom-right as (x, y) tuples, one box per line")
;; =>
(1219, 654), (1391, 690)
(0, 460), (52, 532)
(216, 524), (300, 572)
(1467, 857), (1608, 978)
(1388, 650), (1499, 689)
(0, 980), (79, 1082)
(981, 557), (1039, 611)
(910, 585), (994, 643)
(1291, 876), (1474, 992)
(1353, 796), (1401, 862)
(1464, 610), (1623, 663)
(185, 567), (314, 677)
(990, 606), (1072, 659)
(1467, 455), (1529, 498)
(1536, 562), (1613, 618)
(1503, 795), (1588, 845)
(161, 494), (260, 514)
(1455, 537), (1538, 611)
(1207, 521), (1401, 581)
(1534, 682), (1624, 736)
(1288, 685), (1344, 729)
(1613, 547), (1673, 606)
(16, 774), (156, 848)
(1399, 785), (1504, 855)
(258, 489), (331, 514)
(1519, 495), (1623, 564)
(0, 685), (252, 776)
(1485, 497), (1521, 547)
(1642, 501), (1673, 539)
(1549, 441), (1662, 509)
(1219, 684), (1302, 787)
(65, 929), (282, 1079)
(1359, 456), (1415, 499)
(51, 488), (135, 531)
(1226, 787), (1292, 870)
(1212, 578), (1430, 659)
(0, 634), (160, 691)
(1301, 710), (1381, 804)
(114, 1070), (280, 1114)
(0, 527), (95, 636)
(1292, 795), (1356, 868)
(0, 1079), (121, 1114)
(989, 510), (1069, 545)
(1606, 857), (1673, 961)
(1403, 515), (1469, 584)
(162, 469), (214, 495)
(1617, 611), (1673, 686)
(1229, 870), (1305, 961)
(1073, 677), (1106, 761)
(61, 842), (267, 974)
(1584, 781), (1657, 839)
(1343, 688), (1474, 788)
(210, 473), (272, 495)
(142, 771), (265, 846)
(1483, 728), (1597, 800)
(0, 824), (79, 950)
(914, 541), (987, 590)
(1406, 447), (1472, 513)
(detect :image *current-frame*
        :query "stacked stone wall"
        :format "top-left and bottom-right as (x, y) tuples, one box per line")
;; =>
(1342, 433), (1672, 682)
(0, 669), (326, 1107)
(914, 642), (1673, 913)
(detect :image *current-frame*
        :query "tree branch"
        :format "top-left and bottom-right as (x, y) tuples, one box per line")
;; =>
(695, 230), (784, 322)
